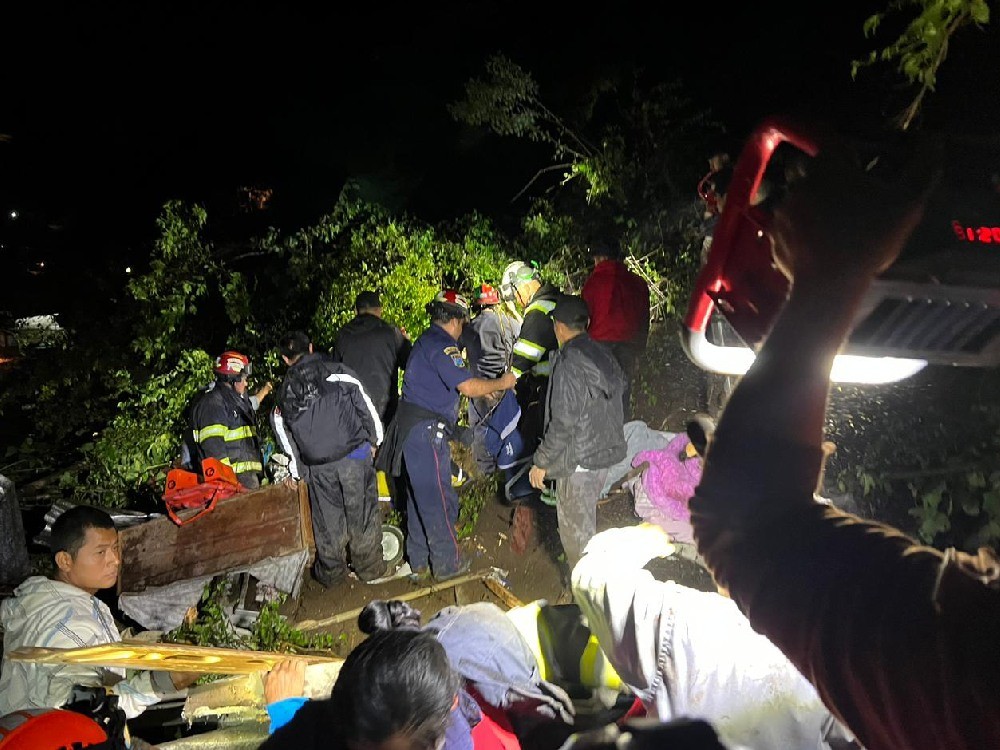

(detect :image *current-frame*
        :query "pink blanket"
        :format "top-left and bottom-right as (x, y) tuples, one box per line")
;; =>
(632, 433), (703, 536)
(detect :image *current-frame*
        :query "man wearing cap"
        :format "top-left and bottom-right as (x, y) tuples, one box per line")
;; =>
(581, 241), (650, 417)
(528, 294), (627, 570)
(188, 350), (266, 489)
(377, 290), (517, 582)
(332, 290), (412, 425)
(461, 283), (522, 474)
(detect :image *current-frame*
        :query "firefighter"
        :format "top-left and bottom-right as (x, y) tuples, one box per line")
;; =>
(502, 263), (561, 505)
(377, 290), (516, 582)
(189, 350), (265, 489)
(461, 283), (521, 475)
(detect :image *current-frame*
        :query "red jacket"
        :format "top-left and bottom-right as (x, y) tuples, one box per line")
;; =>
(581, 259), (650, 344)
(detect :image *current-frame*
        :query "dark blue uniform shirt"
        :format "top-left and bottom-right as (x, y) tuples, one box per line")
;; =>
(401, 324), (472, 422)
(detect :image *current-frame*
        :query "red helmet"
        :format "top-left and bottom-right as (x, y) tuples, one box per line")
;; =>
(477, 284), (500, 306)
(214, 350), (251, 379)
(433, 289), (471, 318)
(0, 708), (107, 749)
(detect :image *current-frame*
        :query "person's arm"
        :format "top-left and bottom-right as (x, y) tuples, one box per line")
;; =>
(191, 397), (231, 466)
(250, 381), (274, 411)
(457, 372), (516, 399)
(396, 327), (413, 370)
(271, 406), (304, 481)
(264, 658), (307, 735)
(476, 315), (508, 380)
(530, 353), (586, 485)
(35, 617), (189, 719)
(338, 367), (384, 447)
(690, 150), (1000, 750)
(510, 309), (553, 378)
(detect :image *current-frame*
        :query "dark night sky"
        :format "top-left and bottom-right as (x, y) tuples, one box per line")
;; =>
(1, 1), (997, 312)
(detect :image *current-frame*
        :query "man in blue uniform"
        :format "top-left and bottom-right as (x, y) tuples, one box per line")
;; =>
(377, 290), (517, 582)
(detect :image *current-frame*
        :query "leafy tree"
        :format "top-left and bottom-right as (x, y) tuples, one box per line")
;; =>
(451, 54), (724, 319)
(852, 0), (992, 130)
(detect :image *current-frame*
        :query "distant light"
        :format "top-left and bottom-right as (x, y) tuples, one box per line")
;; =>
(8, 210), (17, 220)
(125, 266), (132, 274)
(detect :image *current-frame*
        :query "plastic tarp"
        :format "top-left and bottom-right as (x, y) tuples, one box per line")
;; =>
(118, 549), (310, 631)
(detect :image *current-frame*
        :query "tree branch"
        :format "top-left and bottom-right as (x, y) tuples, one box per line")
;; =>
(510, 164), (573, 204)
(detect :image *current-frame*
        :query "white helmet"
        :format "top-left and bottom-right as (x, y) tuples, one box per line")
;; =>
(500, 261), (530, 302)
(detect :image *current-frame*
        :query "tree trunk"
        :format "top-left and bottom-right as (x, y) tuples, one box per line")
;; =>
(0, 474), (30, 586)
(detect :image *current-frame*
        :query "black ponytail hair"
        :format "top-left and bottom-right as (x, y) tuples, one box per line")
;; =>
(358, 599), (424, 633)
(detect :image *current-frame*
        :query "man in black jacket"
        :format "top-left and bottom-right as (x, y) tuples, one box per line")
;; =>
(274, 330), (386, 586)
(528, 295), (627, 569)
(332, 290), (411, 425)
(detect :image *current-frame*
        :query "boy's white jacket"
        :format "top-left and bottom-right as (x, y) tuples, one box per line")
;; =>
(571, 525), (860, 750)
(0, 576), (181, 718)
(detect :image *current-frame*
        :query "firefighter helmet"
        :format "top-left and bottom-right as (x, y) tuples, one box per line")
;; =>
(476, 284), (500, 306)
(430, 289), (471, 319)
(214, 350), (251, 380)
(500, 261), (528, 301)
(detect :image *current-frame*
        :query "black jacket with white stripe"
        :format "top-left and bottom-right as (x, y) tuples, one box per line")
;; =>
(273, 353), (383, 472)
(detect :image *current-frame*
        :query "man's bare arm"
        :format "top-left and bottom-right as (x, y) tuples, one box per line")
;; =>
(457, 371), (516, 399)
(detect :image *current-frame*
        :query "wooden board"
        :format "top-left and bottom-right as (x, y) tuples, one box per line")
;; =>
(118, 482), (314, 593)
(5, 639), (340, 675)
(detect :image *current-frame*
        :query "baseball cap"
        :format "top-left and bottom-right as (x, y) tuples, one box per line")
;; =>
(550, 294), (590, 327)
(355, 291), (382, 310)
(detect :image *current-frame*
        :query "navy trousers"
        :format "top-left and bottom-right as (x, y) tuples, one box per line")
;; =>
(401, 419), (463, 577)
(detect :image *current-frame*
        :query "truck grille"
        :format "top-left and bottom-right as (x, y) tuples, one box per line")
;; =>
(848, 282), (1000, 365)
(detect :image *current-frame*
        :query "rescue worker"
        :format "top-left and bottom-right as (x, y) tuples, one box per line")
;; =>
(189, 350), (265, 489)
(461, 283), (521, 475)
(332, 290), (412, 425)
(503, 263), (561, 503)
(376, 290), (516, 582)
(273, 331), (386, 587)
(581, 240), (650, 417)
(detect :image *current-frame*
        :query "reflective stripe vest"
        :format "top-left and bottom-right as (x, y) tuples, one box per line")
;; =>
(509, 285), (560, 379)
(189, 381), (263, 486)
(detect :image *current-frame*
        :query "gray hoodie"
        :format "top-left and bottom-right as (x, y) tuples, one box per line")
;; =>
(0, 576), (181, 718)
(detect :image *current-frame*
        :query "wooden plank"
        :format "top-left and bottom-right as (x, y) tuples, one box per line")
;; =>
(297, 480), (316, 566)
(119, 484), (309, 593)
(6, 639), (341, 675)
(294, 571), (488, 632)
(483, 576), (524, 609)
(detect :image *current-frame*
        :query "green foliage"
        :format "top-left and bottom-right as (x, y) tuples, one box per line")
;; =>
(74, 349), (215, 506)
(165, 577), (338, 653)
(826, 367), (1000, 550)
(452, 56), (722, 324)
(448, 55), (591, 162)
(852, 0), (992, 129)
(129, 202), (216, 364)
(457, 473), (502, 540)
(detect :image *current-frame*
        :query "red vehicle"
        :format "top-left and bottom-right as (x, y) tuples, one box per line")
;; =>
(682, 116), (1000, 384)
